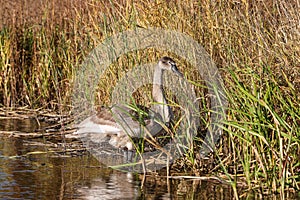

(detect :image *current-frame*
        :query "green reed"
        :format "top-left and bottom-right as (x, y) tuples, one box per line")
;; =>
(0, 0), (299, 196)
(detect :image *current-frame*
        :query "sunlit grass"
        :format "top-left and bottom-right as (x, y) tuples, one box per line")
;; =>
(0, 0), (299, 196)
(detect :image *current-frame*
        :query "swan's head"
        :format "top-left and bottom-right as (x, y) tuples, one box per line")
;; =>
(158, 56), (183, 77)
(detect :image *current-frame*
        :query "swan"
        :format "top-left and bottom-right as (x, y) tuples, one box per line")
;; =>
(71, 56), (183, 150)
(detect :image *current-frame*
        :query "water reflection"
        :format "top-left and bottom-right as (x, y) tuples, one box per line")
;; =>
(0, 118), (47, 133)
(76, 172), (139, 200)
(0, 135), (237, 200)
(0, 118), (245, 199)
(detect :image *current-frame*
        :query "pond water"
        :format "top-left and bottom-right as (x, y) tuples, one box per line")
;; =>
(0, 138), (235, 199)
(0, 117), (293, 199)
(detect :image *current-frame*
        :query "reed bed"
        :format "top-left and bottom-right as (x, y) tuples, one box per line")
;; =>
(0, 0), (299, 197)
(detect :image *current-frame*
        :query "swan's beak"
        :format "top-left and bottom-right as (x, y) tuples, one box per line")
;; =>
(171, 64), (184, 78)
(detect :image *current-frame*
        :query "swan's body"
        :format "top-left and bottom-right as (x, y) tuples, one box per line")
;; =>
(72, 57), (183, 150)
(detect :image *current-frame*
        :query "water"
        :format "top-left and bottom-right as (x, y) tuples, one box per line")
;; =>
(0, 117), (277, 199)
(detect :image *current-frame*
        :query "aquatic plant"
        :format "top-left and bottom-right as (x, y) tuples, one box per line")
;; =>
(0, 0), (299, 197)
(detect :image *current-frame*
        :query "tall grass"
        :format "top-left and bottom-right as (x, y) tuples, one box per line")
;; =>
(0, 0), (299, 196)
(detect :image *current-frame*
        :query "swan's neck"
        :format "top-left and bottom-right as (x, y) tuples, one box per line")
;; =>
(152, 66), (171, 123)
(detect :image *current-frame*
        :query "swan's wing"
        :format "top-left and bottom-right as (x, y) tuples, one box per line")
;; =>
(111, 105), (165, 137)
(111, 105), (166, 137)
(67, 106), (164, 149)
(76, 115), (120, 134)
(68, 108), (121, 140)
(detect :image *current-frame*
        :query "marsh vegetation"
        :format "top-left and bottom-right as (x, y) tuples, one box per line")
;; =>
(0, 0), (299, 198)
